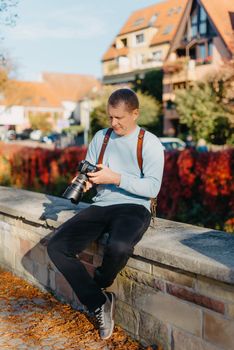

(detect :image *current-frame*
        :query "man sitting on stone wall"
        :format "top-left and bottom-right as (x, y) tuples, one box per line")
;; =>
(47, 88), (165, 340)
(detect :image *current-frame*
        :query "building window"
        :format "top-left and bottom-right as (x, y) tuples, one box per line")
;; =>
(118, 56), (129, 66)
(198, 43), (206, 59)
(199, 21), (207, 35)
(152, 50), (162, 61)
(163, 24), (174, 35)
(189, 5), (214, 39)
(199, 6), (207, 35)
(167, 8), (174, 16)
(121, 38), (127, 47)
(176, 6), (182, 14)
(200, 6), (207, 21)
(191, 9), (198, 38)
(167, 100), (176, 110)
(133, 18), (144, 27)
(208, 40), (213, 56)
(135, 33), (144, 44)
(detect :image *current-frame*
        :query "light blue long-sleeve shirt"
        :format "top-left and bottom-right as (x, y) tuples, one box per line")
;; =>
(85, 125), (164, 212)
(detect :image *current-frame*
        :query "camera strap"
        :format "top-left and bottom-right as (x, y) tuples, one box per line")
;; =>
(97, 128), (113, 164)
(97, 127), (157, 224)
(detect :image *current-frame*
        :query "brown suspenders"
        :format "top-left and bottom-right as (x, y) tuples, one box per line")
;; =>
(97, 128), (113, 165)
(97, 127), (157, 220)
(137, 128), (145, 175)
(97, 127), (145, 173)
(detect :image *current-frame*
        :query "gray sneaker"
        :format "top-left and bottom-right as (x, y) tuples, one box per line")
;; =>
(94, 291), (115, 340)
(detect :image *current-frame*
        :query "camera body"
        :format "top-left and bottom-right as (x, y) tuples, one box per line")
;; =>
(62, 160), (98, 204)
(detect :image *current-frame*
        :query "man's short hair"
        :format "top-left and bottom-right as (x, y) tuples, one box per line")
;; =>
(108, 88), (139, 112)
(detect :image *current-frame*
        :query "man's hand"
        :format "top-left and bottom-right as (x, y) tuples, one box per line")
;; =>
(71, 174), (93, 193)
(84, 180), (93, 192)
(87, 164), (121, 186)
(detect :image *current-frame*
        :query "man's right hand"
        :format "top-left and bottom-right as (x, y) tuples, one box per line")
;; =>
(84, 180), (93, 193)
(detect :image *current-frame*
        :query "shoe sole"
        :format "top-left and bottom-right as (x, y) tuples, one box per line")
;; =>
(101, 292), (115, 340)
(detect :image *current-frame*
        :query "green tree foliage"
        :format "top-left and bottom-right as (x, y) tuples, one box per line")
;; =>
(90, 102), (109, 136)
(90, 88), (162, 137)
(207, 60), (234, 112)
(133, 69), (163, 102)
(175, 82), (233, 144)
(28, 112), (53, 133)
(209, 116), (233, 145)
(137, 90), (162, 134)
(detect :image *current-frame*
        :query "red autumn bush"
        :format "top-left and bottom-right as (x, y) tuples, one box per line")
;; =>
(0, 143), (233, 232)
(158, 148), (234, 232)
(0, 143), (87, 194)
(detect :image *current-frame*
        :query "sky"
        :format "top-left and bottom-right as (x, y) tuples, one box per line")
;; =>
(2, 0), (161, 81)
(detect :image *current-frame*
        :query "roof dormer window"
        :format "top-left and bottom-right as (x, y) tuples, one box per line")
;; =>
(149, 13), (159, 26)
(167, 8), (175, 16)
(176, 6), (182, 14)
(133, 18), (144, 27)
(163, 24), (174, 35)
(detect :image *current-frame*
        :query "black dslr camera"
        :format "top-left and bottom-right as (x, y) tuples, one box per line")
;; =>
(62, 160), (98, 204)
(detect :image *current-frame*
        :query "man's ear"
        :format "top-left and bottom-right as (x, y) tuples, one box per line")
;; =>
(133, 108), (139, 120)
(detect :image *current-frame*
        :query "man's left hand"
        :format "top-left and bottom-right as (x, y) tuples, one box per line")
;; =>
(87, 164), (121, 186)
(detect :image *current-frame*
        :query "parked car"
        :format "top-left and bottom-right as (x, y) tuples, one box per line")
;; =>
(40, 132), (61, 144)
(16, 128), (33, 140)
(159, 137), (186, 151)
(6, 130), (16, 140)
(29, 130), (42, 141)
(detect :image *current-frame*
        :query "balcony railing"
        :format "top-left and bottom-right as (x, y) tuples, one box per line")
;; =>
(163, 57), (190, 74)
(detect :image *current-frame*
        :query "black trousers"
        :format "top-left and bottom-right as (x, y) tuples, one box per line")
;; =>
(47, 203), (151, 312)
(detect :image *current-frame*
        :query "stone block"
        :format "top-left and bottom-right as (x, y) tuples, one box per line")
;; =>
(49, 269), (56, 290)
(166, 283), (225, 314)
(115, 299), (140, 336)
(139, 310), (170, 350)
(152, 264), (195, 288)
(204, 311), (234, 350)
(70, 292), (84, 311)
(29, 244), (46, 265)
(196, 276), (234, 303)
(226, 303), (234, 319)
(3, 246), (15, 269)
(131, 282), (202, 336)
(172, 327), (220, 350)
(0, 221), (11, 237)
(11, 222), (50, 244)
(55, 272), (73, 301)
(116, 274), (132, 302)
(127, 257), (152, 274)
(106, 278), (118, 295)
(33, 261), (49, 287)
(19, 237), (33, 256)
(2, 225), (14, 250)
(20, 254), (34, 277)
(120, 266), (155, 289)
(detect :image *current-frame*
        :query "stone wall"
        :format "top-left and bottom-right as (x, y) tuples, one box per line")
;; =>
(0, 186), (234, 350)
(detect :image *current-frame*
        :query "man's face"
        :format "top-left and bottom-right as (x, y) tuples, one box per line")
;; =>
(107, 102), (139, 136)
